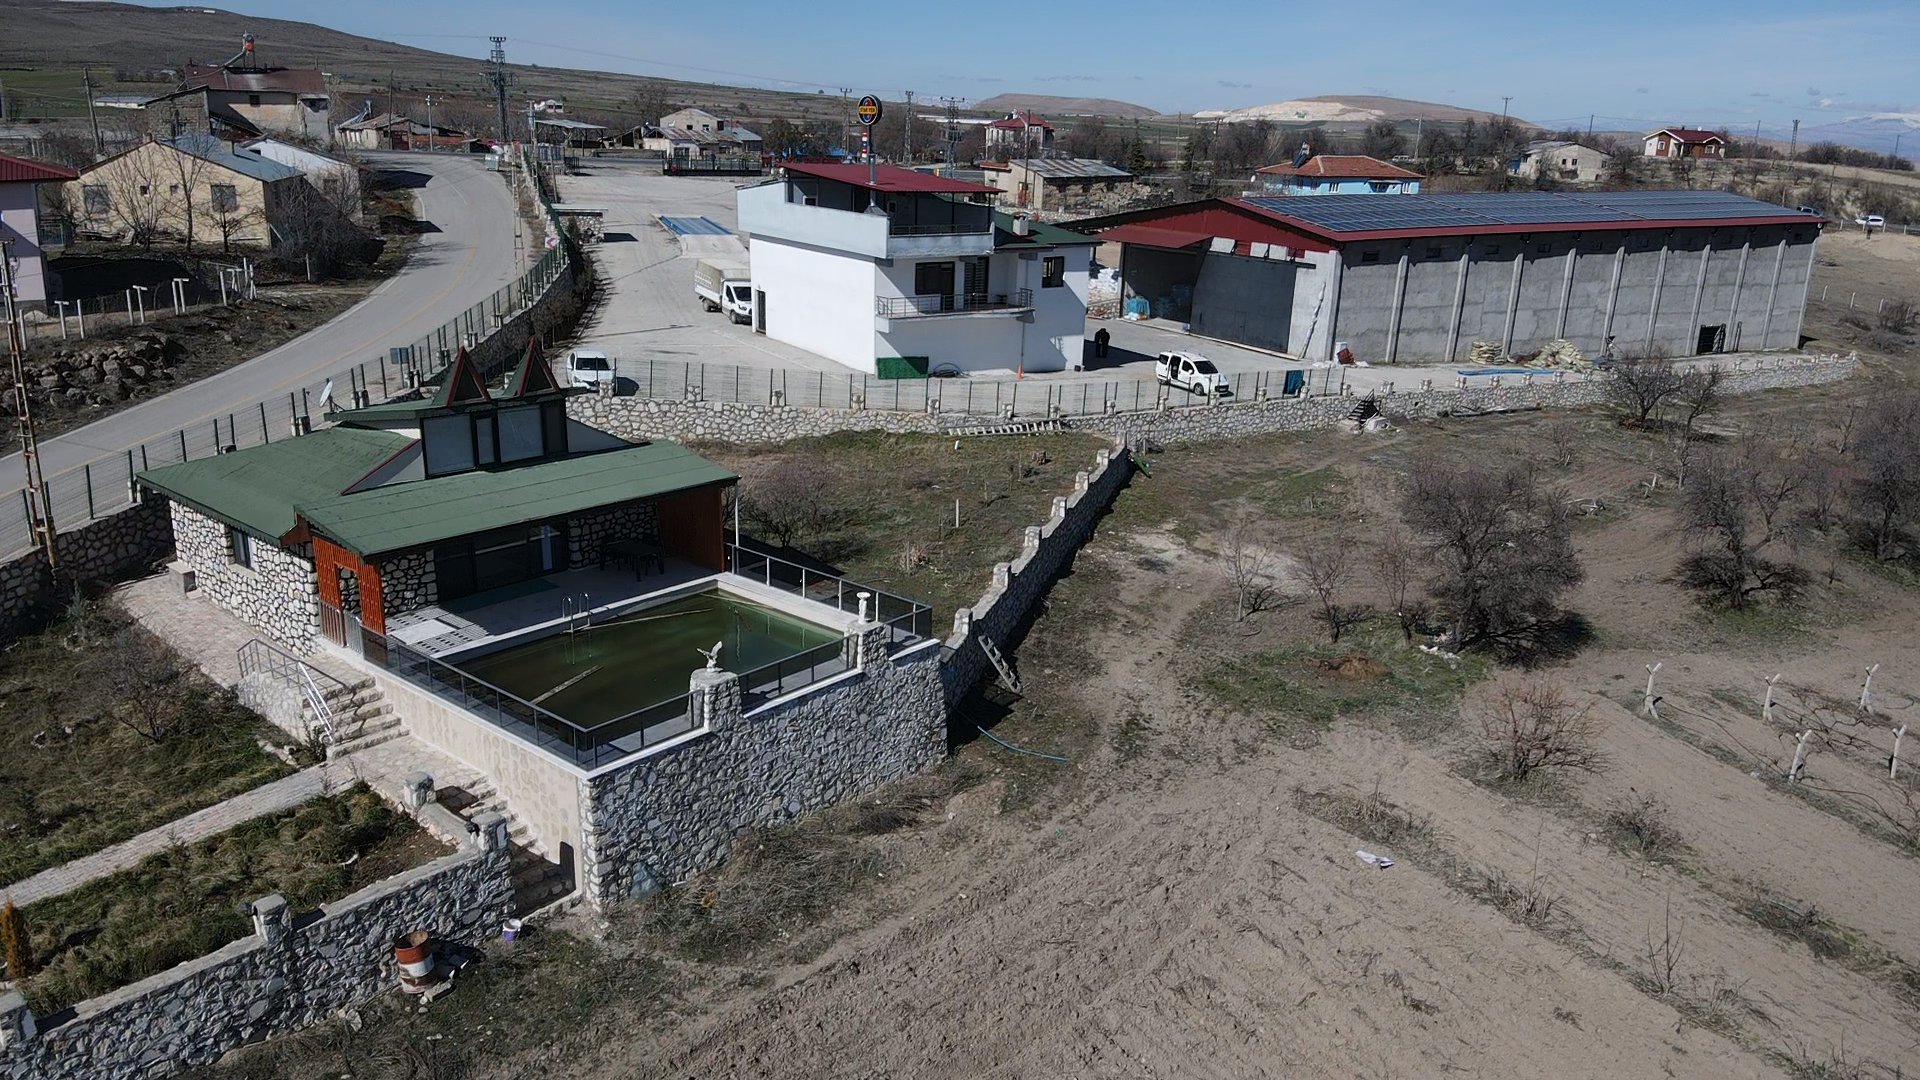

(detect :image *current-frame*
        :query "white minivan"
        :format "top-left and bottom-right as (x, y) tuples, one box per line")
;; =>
(564, 349), (615, 389)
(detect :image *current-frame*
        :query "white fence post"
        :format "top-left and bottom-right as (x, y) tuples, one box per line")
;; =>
(1859, 663), (1880, 713)
(1642, 662), (1662, 720)
(1763, 673), (1781, 725)
(1789, 729), (1813, 783)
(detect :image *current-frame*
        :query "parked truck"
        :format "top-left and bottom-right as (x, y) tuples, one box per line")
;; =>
(1155, 350), (1232, 396)
(694, 258), (752, 324)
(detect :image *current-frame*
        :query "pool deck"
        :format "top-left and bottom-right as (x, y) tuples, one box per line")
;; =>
(385, 560), (867, 660)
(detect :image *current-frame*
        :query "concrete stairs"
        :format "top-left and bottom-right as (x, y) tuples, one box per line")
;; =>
(318, 678), (408, 757)
(438, 776), (575, 914)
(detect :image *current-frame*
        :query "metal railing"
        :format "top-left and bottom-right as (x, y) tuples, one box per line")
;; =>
(738, 638), (847, 709)
(726, 543), (934, 646)
(888, 221), (994, 237)
(0, 149), (577, 562)
(875, 289), (1033, 318)
(236, 637), (347, 742)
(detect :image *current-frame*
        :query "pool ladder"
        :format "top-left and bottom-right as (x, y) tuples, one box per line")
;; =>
(561, 593), (593, 640)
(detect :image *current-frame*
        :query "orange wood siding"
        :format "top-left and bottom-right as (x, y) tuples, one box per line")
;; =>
(655, 484), (730, 571)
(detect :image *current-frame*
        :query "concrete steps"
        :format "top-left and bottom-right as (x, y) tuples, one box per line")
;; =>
(440, 778), (575, 913)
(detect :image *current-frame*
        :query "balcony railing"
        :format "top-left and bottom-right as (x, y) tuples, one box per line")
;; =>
(875, 289), (1034, 318)
(888, 221), (993, 237)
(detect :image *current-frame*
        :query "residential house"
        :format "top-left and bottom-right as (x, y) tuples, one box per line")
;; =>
(1513, 141), (1612, 184)
(246, 138), (362, 209)
(658, 108), (763, 151)
(978, 158), (1135, 218)
(984, 111), (1054, 158)
(334, 111), (470, 152)
(1251, 154), (1423, 195)
(736, 162), (1095, 375)
(65, 133), (304, 248)
(145, 49), (329, 143)
(1643, 128), (1727, 159)
(0, 152), (80, 311)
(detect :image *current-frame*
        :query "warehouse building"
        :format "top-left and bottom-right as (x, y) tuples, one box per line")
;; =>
(1071, 191), (1820, 363)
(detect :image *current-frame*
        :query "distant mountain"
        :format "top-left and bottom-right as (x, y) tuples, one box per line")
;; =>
(1197, 94), (1522, 127)
(1795, 113), (1920, 157)
(972, 94), (1161, 120)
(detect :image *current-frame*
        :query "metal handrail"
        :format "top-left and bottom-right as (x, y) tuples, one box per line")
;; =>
(237, 637), (346, 743)
(888, 221), (994, 237)
(725, 543), (933, 646)
(875, 289), (1033, 318)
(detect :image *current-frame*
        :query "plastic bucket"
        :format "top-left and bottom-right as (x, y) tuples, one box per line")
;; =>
(502, 918), (524, 942)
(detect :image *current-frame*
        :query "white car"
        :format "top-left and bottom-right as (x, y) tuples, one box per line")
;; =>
(564, 349), (615, 389)
(1856, 213), (1887, 228)
(1155, 351), (1233, 396)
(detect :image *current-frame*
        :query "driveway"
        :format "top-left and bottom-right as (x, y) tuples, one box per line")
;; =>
(1, 151), (521, 503)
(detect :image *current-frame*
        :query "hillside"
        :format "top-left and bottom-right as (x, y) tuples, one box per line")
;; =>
(972, 93), (1161, 119)
(1197, 94), (1521, 127)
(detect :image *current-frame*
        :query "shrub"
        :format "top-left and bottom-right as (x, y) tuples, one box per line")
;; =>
(1479, 677), (1605, 781)
(742, 459), (841, 549)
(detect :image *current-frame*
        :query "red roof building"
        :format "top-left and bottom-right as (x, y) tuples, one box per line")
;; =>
(985, 111), (1055, 157)
(0, 152), (80, 309)
(781, 161), (997, 194)
(1252, 154), (1424, 195)
(1642, 128), (1728, 159)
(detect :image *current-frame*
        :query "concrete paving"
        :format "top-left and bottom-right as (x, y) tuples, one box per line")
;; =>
(1, 152), (525, 495)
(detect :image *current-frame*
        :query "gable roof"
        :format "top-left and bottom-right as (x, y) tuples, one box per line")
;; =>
(0, 152), (78, 184)
(505, 337), (561, 397)
(164, 133), (304, 183)
(139, 426), (414, 540)
(1647, 128), (1726, 144)
(992, 211), (1096, 249)
(429, 347), (494, 407)
(783, 161), (996, 194)
(1255, 155), (1424, 180)
(989, 111), (1053, 131)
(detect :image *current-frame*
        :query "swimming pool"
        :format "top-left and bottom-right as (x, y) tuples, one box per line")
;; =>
(451, 590), (842, 726)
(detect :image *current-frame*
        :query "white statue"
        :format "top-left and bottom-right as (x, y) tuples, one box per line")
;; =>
(697, 640), (723, 672)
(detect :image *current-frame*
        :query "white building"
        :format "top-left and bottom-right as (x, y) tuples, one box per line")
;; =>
(659, 108), (762, 151)
(244, 137), (362, 207)
(1512, 141), (1612, 184)
(736, 162), (1094, 376)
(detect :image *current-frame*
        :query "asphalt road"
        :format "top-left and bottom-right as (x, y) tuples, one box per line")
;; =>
(2, 151), (522, 490)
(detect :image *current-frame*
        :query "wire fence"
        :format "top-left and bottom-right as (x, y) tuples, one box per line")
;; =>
(2, 153), (574, 562)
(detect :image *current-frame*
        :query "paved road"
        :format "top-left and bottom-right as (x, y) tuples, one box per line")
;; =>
(2, 152), (522, 489)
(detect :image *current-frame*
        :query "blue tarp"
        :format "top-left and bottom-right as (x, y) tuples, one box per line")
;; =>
(660, 216), (733, 236)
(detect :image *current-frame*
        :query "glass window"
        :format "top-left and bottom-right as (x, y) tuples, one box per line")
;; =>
(228, 527), (253, 568)
(422, 414), (476, 475)
(475, 414), (497, 465)
(1041, 256), (1065, 288)
(497, 406), (544, 462)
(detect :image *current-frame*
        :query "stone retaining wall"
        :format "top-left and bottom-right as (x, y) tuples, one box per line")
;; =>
(940, 443), (1134, 706)
(0, 496), (172, 640)
(0, 808), (513, 1080)
(580, 637), (946, 905)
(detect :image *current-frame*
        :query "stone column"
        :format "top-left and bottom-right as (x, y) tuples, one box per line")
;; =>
(251, 893), (289, 945)
(472, 811), (510, 854)
(689, 667), (741, 731)
(404, 771), (436, 810)
(842, 619), (890, 671)
(0, 990), (34, 1049)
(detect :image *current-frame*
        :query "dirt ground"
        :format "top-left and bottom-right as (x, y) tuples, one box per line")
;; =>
(192, 216), (1920, 1080)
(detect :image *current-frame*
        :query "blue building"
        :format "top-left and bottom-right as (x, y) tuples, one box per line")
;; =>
(1251, 153), (1423, 196)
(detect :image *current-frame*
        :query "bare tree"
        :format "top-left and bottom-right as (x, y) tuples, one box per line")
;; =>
(90, 152), (167, 247)
(1373, 527), (1429, 643)
(1850, 392), (1920, 560)
(1677, 443), (1810, 607)
(161, 140), (213, 252)
(1608, 356), (1686, 426)
(742, 459), (840, 549)
(1299, 539), (1363, 642)
(1480, 677), (1606, 781)
(1223, 515), (1279, 623)
(210, 200), (264, 255)
(1402, 461), (1584, 653)
(1664, 365), (1725, 486)
(110, 628), (183, 742)
(269, 183), (376, 278)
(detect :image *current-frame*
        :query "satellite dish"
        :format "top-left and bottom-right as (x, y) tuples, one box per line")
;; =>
(318, 378), (335, 409)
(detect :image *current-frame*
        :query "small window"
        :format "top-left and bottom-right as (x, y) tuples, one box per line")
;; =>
(228, 527), (254, 568)
(211, 184), (239, 213)
(139, 181), (151, 197)
(248, 94), (261, 107)
(475, 413), (497, 466)
(1485, 244), (1501, 256)
(1359, 250), (1380, 264)
(83, 185), (110, 214)
(1041, 256), (1066, 289)
(497, 405), (544, 463)
(422, 414), (476, 475)
(1425, 245), (1443, 259)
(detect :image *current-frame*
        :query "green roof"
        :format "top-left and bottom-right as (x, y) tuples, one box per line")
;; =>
(140, 427), (413, 539)
(296, 439), (735, 556)
(993, 211), (1097, 249)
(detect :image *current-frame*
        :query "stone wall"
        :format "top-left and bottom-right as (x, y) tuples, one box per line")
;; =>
(377, 550), (436, 620)
(565, 501), (661, 570)
(0, 808), (513, 1080)
(172, 503), (319, 651)
(940, 443), (1134, 706)
(579, 639), (946, 905)
(0, 495), (174, 639)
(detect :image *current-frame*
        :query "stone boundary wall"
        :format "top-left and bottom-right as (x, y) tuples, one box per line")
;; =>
(939, 442), (1134, 707)
(0, 495), (171, 639)
(567, 353), (1858, 448)
(0, 806), (513, 1080)
(467, 255), (587, 382)
(580, 638), (946, 906)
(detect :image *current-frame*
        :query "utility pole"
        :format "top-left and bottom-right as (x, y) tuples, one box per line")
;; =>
(1501, 96), (1512, 121)
(1894, 132), (1905, 168)
(0, 73), (7, 122)
(0, 241), (57, 567)
(1587, 114), (1595, 138)
(839, 88), (852, 155)
(1789, 118), (1799, 162)
(942, 96), (963, 174)
(82, 67), (102, 157)
(903, 89), (914, 163)
(425, 95), (434, 152)
(486, 37), (512, 150)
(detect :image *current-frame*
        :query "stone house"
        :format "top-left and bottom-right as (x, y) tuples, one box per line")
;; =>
(64, 133), (303, 249)
(143, 55), (330, 143)
(1513, 141), (1612, 184)
(977, 157), (1135, 219)
(0, 152), (79, 312)
(1642, 127), (1728, 159)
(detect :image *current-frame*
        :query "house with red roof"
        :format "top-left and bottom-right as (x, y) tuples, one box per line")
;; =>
(1251, 154), (1424, 196)
(735, 162), (1094, 374)
(0, 152), (81, 311)
(985, 111), (1055, 158)
(1642, 128), (1727, 160)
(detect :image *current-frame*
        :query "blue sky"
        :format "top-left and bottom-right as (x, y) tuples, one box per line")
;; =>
(153, 0), (1918, 134)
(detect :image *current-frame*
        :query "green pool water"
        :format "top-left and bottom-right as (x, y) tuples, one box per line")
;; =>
(453, 592), (841, 725)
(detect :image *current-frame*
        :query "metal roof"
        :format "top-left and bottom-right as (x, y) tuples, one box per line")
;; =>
(992, 211), (1096, 248)
(782, 161), (996, 194)
(1007, 158), (1132, 180)
(1254, 155), (1424, 180)
(0, 152), (77, 184)
(533, 118), (607, 131)
(161, 133), (305, 183)
(1235, 190), (1811, 240)
(139, 427), (414, 540)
